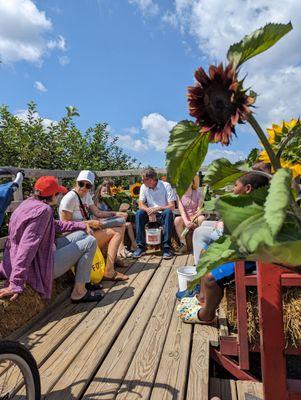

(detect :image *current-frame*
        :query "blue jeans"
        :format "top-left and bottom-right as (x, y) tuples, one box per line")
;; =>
(135, 209), (174, 250)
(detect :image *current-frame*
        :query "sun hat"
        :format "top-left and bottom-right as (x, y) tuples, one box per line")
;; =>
(34, 176), (67, 197)
(76, 170), (95, 185)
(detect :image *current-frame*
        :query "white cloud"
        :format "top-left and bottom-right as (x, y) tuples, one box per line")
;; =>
(117, 113), (176, 153)
(15, 109), (56, 128)
(34, 81), (47, 92)
(129, 0), (159, 16)
(141, 113), (177, 151)
(47, 35), (66, 51)
(0, 0), (66, 64)
(163, 0), (301, 130)
(204, 148), (246, 165)
(117, 134), (149, 152)
(58, 55), (70, 66)
(122, 126), (139, 135)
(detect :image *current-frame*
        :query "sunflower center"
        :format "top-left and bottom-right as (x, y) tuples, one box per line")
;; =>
(204, 83), (234, 125)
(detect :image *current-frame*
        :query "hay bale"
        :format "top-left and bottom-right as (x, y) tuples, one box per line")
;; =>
(0, 285), (45, 338)
(0, 273), (73, 338)
(220, 284), (301, 348)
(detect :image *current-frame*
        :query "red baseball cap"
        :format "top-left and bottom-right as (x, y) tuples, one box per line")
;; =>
(34, 176), (68, 197)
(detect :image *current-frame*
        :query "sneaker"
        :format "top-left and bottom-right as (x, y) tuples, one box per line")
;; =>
(163, 248), (173, 259)
(176, 284), (200, 301)
(132, 247), (146, 259)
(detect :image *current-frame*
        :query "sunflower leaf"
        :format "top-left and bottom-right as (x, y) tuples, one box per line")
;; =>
(166, 120), (209, 197)
(232, 213), (274, 254)
(193, 235), (243, 282)
(264, 168), (291, 237)
(204, 158), (249, 192)
(216, 193), (264, 233)
(227, 22), (293, 68)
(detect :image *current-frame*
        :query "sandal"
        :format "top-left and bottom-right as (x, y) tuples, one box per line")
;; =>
(102, 271), (129, 282)
(178, 295), (204, 307)
(85, 282), (103, 291)
(71, 289), (104, 304)
(177, 303), (216, 324)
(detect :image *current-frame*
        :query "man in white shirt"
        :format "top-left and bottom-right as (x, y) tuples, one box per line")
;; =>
(132, 167), (176, 259)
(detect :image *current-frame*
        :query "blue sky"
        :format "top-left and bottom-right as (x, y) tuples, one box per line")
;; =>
(0, 0), (301, 167)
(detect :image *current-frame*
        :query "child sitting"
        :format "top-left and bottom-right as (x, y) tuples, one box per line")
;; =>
(177, 172), (269, 324)
(175, 175), (205, 254)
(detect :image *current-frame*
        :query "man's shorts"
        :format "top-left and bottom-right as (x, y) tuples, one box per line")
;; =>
(211, 261), (256, 288)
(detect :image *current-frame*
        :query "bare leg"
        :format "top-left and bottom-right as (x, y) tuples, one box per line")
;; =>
(174, 216), (185, 244)
(197, 273), (223, 321)
(94, 227), (128, 280)
(196, 215), (205, 226)
(126, 221), (137, 250)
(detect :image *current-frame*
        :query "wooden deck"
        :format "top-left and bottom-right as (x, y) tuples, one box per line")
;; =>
(9, 254), (263, 399)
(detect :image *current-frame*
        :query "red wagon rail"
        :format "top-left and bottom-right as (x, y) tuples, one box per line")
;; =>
(212, 261), (301, 400)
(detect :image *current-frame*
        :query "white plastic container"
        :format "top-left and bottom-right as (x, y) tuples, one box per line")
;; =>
(145, 228), (162, 245)
(177, 266), (197, 291)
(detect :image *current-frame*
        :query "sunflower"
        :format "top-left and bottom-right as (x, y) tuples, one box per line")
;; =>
(110, 186), (123, 196)
(187, 63), (255, 145)
(259, 119), (301, 178)
(130, 182), (141, 198)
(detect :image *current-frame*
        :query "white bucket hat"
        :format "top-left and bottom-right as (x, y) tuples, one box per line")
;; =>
(76, 170), (95, 185)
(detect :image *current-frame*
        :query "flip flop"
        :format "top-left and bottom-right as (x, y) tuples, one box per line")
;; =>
(71, 289), (104, 304)
(102, 271), (129, 282)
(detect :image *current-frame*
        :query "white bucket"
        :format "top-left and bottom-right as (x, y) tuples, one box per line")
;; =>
(177, 266), (197, 291)
(145, 228), (161, 245)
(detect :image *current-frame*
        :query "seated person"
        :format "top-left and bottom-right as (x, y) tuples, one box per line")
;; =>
(175, 175), (205, 254)
(132, 167), (177, 260)
(94, 180), (137, 256)
(177, 172), (270, 324)
(94, 179), (114, 211)
(59, 170), (128, 282)
(0, 176), (102, 303)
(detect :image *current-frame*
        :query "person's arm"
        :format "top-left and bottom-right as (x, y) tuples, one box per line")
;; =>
(54, 219), (101, 235)
(178, 196), (190, 226)
(0, 210), (52, 299)
(88, 203), (127, 219)
(148, 182), (176, 213)
(138, 184), (151, 213)
(150, 202), (175, 213)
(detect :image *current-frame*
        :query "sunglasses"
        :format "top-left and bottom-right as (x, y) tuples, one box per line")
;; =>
(78, 181), (92, 189)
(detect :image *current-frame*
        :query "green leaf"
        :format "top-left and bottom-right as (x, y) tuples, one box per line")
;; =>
(216, 193), (264, 233)
(247, 147), (260, 167)
(264, 168), (291, 237)
(232, 213), (274, 254)
(193, 235), (242, 282)
(254, 238), (301, 267)
(227, 22), (293, 68)
(202, 197), (218, 212)
(166, 120), (209, 197)
(204, 158), (248, 192)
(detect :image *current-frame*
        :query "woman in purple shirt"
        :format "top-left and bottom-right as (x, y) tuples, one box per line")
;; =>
(0, 176), (103, 303)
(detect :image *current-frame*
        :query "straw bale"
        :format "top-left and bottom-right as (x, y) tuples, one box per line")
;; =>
(0, 273), (73, 338)
(221, 284), (301, 348)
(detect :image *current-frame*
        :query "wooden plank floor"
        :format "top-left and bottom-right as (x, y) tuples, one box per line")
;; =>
(10, 254), (263, 400)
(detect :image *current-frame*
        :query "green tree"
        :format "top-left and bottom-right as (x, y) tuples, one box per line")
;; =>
(0, 102), (138, 171)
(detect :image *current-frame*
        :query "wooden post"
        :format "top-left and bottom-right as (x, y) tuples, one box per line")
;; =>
(235, 261), (250, 370)
(257, 261), (288, 400)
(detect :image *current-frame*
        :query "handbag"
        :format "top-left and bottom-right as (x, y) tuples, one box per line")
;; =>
(72, 246), (106, 284)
